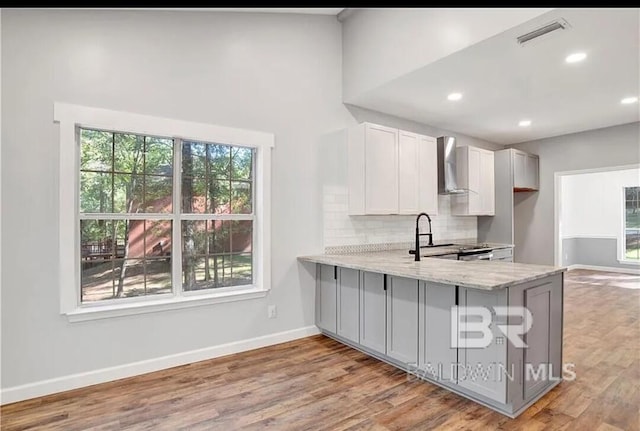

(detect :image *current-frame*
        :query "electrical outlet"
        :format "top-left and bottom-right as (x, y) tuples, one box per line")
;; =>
(267, 305), (277, 319)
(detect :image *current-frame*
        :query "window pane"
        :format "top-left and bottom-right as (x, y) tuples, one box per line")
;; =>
(181, 142), (207, 178)
(81, 219), (172, 303)
(113, 173), (144, 213)
(230, 253), (253, 286)
(80, 171), (112, 213)
(114, 133), (145, 174)
(145, 259), (172, 293)
(211, 180), (231, 214)
(80, 129), (112, 172)
(181, 176), (208, 213)
(210, 144), (231, 179)
(231, 220), (252, 253)
(231, 181), (252, 214)
(81, 220), (118, 260)
(145, 138), (173, 176)
(231, 146), (252, 180)
(144, 175), (173, 213)
(145, 220), (172, 259)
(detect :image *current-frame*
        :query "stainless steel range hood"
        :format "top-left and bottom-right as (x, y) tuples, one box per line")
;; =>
(437, 136), (467, 195)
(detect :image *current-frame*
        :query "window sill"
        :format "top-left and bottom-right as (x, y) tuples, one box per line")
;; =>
(65, 287), (268, 323)
(617, 259), (640, 265)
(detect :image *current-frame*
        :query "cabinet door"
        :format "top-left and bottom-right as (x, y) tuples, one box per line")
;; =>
(398, 131), (420, 214)
(467, 147), (482, 214)
(418, 135), (438, 214)
(360, 271), (386, 354)
(316, 264), (337, 333)
(458, 287), (508, 404)
(526, 155), (539, 190)
(513, 150), (527, 189)
(337, 267), (360, 343)
(419, 282), (457, 382)
(523, 283), (554, 399)
(386, 276), (419, 364)
(365, 124), (398, 214)
(480, 150), (495, 215)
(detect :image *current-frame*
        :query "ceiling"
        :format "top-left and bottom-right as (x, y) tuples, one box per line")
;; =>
(350, 8), (640, 144)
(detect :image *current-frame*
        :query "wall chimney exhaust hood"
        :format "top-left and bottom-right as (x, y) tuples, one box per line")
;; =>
(437, 136), (467, 195)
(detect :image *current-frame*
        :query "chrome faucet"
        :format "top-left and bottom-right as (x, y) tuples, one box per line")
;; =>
(414, 212), (434, 262)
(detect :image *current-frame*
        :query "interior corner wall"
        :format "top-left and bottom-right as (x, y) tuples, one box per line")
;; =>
(1, 9), (348, 393)
(510, 122), (640, 265)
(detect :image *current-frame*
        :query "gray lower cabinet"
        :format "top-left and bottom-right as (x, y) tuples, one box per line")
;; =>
(458, 287), (508, 404)
(360, 271), (386, 353)
(386, 276), (419, 364)
(316, 264), (337, 334)
(314, 264), (563, 418)
(418, 282), (457, 382)
(337, 267), (360, 343)
(506, 274), (563, 410)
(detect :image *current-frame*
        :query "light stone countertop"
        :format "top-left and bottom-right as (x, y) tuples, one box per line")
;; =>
(298, 249), (565, 290)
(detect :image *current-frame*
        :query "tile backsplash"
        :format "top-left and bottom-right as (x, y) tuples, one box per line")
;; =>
(323, 185), (477, 250)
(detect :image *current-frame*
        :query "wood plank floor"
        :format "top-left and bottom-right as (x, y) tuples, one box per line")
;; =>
(2, 269), (639, 431)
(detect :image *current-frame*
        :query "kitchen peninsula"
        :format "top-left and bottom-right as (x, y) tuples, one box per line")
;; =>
(298, 250), (565, 418)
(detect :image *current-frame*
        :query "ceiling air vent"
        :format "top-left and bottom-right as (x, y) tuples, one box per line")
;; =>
(517, 18), (571, 45)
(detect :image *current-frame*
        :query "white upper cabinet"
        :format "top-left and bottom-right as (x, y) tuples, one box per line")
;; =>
(452, 146), (495, 216)
(512, 149), (539, 191)
(364, 123), (399, 214)
(417, 135), (438, 215)
(398, 131), (420, 214)
(348, 122), (438, 215)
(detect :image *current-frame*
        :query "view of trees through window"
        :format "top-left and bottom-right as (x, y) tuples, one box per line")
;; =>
(625, 186), (640, 260)
(80, 129), (254, 303)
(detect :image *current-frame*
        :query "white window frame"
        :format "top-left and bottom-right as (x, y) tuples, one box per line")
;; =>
(620, 185), (640, 264)
(55, 102), (274, 322)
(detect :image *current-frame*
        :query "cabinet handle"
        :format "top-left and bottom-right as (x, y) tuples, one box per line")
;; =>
(334, 266), (337, 280)
(384, 275), (387, 291)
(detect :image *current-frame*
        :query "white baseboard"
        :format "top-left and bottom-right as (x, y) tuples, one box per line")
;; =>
(0, 325), (320, 406)
(568, 264), (640, 275)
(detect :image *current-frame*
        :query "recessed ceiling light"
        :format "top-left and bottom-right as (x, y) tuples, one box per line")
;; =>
(621, 96), (638, 104)
(447, 92), (463, 101)
(518, 120), (532, 127)
(565, 52), (587, 63)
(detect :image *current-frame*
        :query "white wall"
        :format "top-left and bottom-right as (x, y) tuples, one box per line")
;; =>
(510, 122), (640, 264)
(1, 9), (349, 393)
(341, 8), (551, 103)
(323, 192), (476, 248)
(561, 168), (640, 239)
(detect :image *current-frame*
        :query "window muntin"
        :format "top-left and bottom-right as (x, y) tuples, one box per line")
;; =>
(624, 186), (640, 261)
(79, 128), (255, 304)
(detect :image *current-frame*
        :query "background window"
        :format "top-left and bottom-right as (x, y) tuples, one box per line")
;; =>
(624, 186), (640, 260)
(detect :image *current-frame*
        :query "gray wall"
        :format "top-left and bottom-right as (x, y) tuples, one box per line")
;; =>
(0, 9), (503, 392)
(562, 238), (634, 269)
(510, 122), (640, 265)
(1, 9), (349, 389)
